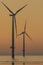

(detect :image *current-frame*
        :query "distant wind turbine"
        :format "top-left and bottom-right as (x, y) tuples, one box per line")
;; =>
(1, 2), (28, 59)
(17, 20), (32, 57)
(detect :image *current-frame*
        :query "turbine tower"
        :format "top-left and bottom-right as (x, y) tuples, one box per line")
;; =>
(1, 2), (28, 60)
(17, 20), (32, 57)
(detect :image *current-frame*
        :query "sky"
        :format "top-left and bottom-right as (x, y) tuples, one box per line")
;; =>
(0, 0), (43, 55)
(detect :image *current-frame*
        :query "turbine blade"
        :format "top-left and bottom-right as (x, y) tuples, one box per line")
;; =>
(15, 4), (28, 15)
(26, 33), (32, 40)
(17, 32), (23, 36)
(15, 17), (17, 37)
(1, 2), (14, 14)
(24, 19), (27, 32)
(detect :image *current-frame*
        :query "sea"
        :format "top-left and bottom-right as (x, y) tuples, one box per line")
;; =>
(0, 56), (43, 65)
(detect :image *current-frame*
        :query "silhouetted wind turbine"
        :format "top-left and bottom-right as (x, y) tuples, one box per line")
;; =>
(17, 20), (32, 57)
(1, 2), (28, 60)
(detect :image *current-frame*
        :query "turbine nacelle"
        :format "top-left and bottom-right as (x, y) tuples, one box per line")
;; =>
(22, 32), (25, 34)
(9, 14), (15, 16)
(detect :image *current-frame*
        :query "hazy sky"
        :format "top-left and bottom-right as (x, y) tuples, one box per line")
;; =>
(0, 0), (43, 55)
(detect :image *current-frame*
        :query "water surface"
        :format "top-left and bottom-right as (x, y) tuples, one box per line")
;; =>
(0, 56), (43, 65)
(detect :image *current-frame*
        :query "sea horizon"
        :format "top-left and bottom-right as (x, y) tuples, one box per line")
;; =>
(0, 55), (43, 62)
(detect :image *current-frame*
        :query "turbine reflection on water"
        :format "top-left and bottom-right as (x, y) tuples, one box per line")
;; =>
(12, 62), (14, 65)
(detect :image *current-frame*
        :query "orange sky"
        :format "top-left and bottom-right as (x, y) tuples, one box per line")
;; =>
(0, 0), (43, 55)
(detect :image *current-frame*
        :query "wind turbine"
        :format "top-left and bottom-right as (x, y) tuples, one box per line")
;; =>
(1, 2), (28, 60)
(17, 20), (32, 57)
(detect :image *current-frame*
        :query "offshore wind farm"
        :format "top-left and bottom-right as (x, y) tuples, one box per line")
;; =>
(1, 1), (31, 65)
(1, 2), (28, 60)
(0, 0), (43, 65)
